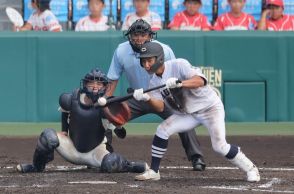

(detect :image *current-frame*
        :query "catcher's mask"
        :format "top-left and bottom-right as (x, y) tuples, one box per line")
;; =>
(139, 41), (164, 74)
(124, 19), (157, 53)
(80, 68), (109, 102)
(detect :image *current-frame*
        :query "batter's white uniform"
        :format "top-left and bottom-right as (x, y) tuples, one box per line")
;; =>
(121, 11), (162, 31)
(150, 58), (230, 156)
(27, 10), (62, 31)
(75, 15), (110, 31)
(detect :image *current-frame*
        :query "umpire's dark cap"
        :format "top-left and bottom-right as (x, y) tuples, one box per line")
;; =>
(139, 42), (164, 58)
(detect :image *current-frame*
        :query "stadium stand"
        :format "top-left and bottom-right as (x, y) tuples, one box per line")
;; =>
(284, 0), (294, 15)
(0, 0), (22, 31)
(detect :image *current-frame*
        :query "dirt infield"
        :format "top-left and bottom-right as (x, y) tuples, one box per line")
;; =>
(0, 135), (294, 193)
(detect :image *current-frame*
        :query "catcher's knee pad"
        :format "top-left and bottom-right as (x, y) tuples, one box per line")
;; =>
(37, 128), (60, 152)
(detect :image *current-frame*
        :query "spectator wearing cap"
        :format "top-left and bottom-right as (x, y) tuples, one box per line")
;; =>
(214, 0), (257, 30)
(168, 0), (211, 31)
(258, 0), (294, 31)
(121, 0), (162, 31)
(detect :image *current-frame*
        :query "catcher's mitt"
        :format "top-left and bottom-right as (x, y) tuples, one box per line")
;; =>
(103, 101), (131, 126)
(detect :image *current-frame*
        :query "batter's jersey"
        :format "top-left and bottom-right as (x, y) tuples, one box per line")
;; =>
(168, 11), (211, 31)
(213, 12), (256, 31)
(121, 11), (162, 31)
(27, 10), (62, 31)
(75, 15), (109, 31)
(149, 58), (221, 114)
(107, 40), (175, 90)
(266, 15), (294, 31)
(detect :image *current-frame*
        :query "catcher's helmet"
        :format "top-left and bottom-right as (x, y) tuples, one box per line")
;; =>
(139, 41), (164, 73)
(124, 19), (156, 52)
(80, 68), (109, 102)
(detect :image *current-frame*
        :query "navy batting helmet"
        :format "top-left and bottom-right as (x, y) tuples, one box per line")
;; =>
(139, 42), (164, 73)
(124, 19), (157, 52)
(80, 68), (109, 102)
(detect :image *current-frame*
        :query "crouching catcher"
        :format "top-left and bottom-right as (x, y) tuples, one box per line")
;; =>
(17, 68), (147, 173)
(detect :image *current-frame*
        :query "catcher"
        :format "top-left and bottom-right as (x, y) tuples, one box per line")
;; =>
(17, 68), (147, 173)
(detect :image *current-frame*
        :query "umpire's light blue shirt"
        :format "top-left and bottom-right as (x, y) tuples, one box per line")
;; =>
(107, 40), (176, 90)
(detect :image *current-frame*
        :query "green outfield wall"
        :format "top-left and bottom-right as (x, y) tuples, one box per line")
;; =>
(0, 31), (293, 122)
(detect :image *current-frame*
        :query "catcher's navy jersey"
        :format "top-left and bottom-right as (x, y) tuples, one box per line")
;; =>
(59, 90), (106, 153)
(149, 58), (221, 114)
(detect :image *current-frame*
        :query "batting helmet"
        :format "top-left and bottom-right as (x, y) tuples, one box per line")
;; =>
(80, 68), (109, 102)
(139, 41), (164, 73)
(124, 19), (157, 52)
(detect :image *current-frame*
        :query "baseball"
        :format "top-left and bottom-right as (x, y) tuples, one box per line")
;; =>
(98, 97), (107, 106)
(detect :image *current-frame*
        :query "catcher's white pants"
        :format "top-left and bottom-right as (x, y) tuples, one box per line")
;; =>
(56, 133), (109, 168)
(156, 101), (231, 156)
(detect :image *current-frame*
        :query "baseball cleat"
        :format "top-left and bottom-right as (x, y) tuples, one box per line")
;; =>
(16, 164), (37, 173)
(135, 169), (160, 181)
(192, 155), (206, 171)
(247, 166), (260, 182)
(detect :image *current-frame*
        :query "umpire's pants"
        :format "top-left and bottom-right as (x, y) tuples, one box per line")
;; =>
(127, 98), (203, 160)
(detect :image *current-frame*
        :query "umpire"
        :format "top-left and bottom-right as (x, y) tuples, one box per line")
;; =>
(106, 19), (206, 171)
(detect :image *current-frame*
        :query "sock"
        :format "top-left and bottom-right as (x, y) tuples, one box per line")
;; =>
(151, 135), (168, 173)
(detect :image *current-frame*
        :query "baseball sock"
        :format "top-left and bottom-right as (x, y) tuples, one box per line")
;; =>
(151, 135), (168, 173)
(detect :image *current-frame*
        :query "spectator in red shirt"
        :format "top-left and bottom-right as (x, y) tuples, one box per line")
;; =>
(168, 0), (211, 31)
(214, 0), (256, 31)
(258, 0), (294, 31)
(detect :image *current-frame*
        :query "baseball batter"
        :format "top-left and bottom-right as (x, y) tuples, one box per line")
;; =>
(16, 68), (147, 174)
(133, 42), (260, 182)
(17, 0), (62, 32)
(106, 19), (206, 171)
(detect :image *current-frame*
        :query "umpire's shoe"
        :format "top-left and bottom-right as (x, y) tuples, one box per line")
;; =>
(16, 164), (38, 173)
(192, 155), (206, 171)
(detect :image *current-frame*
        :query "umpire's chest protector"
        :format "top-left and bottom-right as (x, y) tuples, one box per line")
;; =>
(67, 90), (106, 153)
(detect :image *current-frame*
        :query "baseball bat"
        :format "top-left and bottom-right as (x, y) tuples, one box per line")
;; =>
(104, 84), (166, 106)
(103, 80), (182, 106)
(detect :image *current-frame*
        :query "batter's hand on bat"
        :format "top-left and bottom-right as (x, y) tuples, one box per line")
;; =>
(133, 88), (151, 101)
(166, 78), (182, 89)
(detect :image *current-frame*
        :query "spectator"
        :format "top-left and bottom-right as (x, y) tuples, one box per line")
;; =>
(258, 0), (294, 31)
(75, 0), (110, 31)
(16, 0), (62, 32)
(121, 0), (162, 31)
(168, 0), (211, 31)
(214, 0), (256, 31)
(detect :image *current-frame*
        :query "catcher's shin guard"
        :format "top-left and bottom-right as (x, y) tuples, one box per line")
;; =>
(33, 128), (59, 171)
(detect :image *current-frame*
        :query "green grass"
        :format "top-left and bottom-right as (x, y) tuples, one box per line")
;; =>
(0, 122), (294, 136)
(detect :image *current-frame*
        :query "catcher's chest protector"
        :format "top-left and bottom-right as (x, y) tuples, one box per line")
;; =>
(68, 90), (106, 153)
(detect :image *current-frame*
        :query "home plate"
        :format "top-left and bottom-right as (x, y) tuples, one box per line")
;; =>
(68, 181), (117, 184)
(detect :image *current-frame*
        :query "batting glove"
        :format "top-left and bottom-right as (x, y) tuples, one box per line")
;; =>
(166, 78), (182, 89)
(133, 88), (151, 101)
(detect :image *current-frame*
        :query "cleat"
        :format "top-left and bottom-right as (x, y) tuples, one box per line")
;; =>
(16, 164), (38, 173)
(114, 127), (126, 139)
(247, 166), (260, 182)
(135, 169), (160, 181)
(192, 155), (206, 171)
